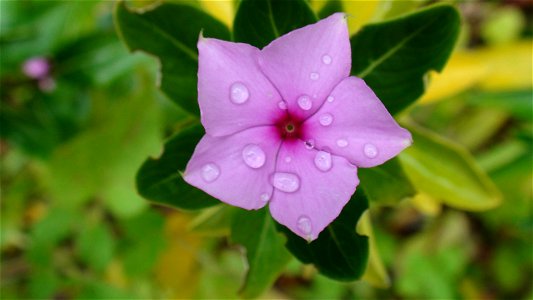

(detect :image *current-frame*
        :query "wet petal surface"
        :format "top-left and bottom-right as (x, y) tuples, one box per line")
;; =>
(269, 140), (359, 240)
(258, 13), (351, 120)
(303, 77), (412, 168)
(184, 126), (280, 209)
(198, 38), (284, 136)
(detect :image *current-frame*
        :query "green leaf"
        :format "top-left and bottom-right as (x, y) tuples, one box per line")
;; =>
(233, 0), (317, 48)
(398, 123), (502, 211)
(189, 205), (237, 236)
(350, 4), (460, 115)
(467, 90), (532, 121)
(114, 1), (230, 115)
(317, 0), (343, 20)
(136, 124), (219, 210)
(359, 158), (415, 205)
(231, 207), (292, 298)
(76, 223), (115, 272)
(45, 73), (160, 216)
(278, 192), (369, 281)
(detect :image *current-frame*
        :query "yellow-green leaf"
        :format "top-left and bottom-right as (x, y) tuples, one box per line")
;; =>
(398, 124), (502, 211)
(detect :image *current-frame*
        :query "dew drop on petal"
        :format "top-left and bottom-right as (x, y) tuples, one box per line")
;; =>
(297, 95), (312, 110)
(310, 72), (320, 80)
(201, 163), (220, 182)
(322, 54), (332, 65)
(278, 100), (287, 110)
(402, 139), (412, 147)
(242, 144), (266, 168)
(260, 193), (270, 202)
(327, 96), (334, 103)
(319, 113), (333, 126)
(230, 82), (249, 104)
(272, 172), (300, 193)
(304, 139), (315, 149)
(284, 156), (292, 163)
(297, 216), (312, 238)
(363, 143), (378, 159)
(314, 151), (332, 172)
(336, 139), (348, 148)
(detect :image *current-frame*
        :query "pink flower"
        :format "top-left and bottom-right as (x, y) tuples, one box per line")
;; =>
(22, 57), (50, 79)
(184, 14), (412, 241)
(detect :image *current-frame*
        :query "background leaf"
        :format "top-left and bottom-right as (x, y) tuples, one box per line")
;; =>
(278, 192), (369, 281)
(231, 207), (292, 298)
(350, 4), (460, 115)
(233, 0), (317, 48)
(359, 158), (415, 205)
(398, 123), (502, 211)
(136, 124), (219, 210)
(114, 1), (230, 115)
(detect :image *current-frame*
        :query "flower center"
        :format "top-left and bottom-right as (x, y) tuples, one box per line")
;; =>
(285, 123), (295, 133)
(276, 114), (304, 140)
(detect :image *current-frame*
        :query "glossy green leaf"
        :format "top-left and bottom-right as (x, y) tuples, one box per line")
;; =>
(277, 192), (369, 281)
(351, 4), (460, 115)
(231, 207), (292, 298)
(136, 124), (219, 210)
(233, 0), (317, 48)
(359, 158), (415, 205)
(114, 1), (230, 115)
(399, 123), (502, 211)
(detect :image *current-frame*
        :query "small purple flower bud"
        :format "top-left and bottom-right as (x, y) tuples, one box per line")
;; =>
(22, 57), (50, 79)
(38, 77), (56, 92)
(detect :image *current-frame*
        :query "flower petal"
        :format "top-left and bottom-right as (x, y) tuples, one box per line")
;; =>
(303, 77), (412, 168)
(184, 126), (280, 210)
(269, 140), (359, 241)
(258, 13), (351, 119)
(198, 38), (284, 137)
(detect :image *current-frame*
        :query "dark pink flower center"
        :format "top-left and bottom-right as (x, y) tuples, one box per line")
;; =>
(275, 113), (304, 141)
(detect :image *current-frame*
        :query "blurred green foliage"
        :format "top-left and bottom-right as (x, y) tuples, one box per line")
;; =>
(1, 0), (531, 299)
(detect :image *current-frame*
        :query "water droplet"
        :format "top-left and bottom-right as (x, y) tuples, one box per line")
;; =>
(297, 95), (312, 110)
(297, 216), (312, 238)
(304, 139), (315, 149)
(336, 139), (348, 148)
(310, 72), (319, 80)
(201, 163), (220, 182)
(319, 113), (333, 126)
(278, 100), (287, 110)
(363, 143), (378, 159)
(327, 96), (334, 103)
(314, 151), (332, 172)
(260, 193), (270, 202)
(242, 144), (266, 168)
(322, 54), (332, 65)
(284, 156), (292, 163)
(272, 172), (300, 193)
(230, 82), (249, 104)
(402, 139), (412, 147)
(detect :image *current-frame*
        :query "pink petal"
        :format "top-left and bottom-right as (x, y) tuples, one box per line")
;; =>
(258, 13), (351, 120)
(269, 140), (359, 241)
(184, 126), (280, 210)
(303, 77), (412, 168)
(198, 37), (284, 137)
